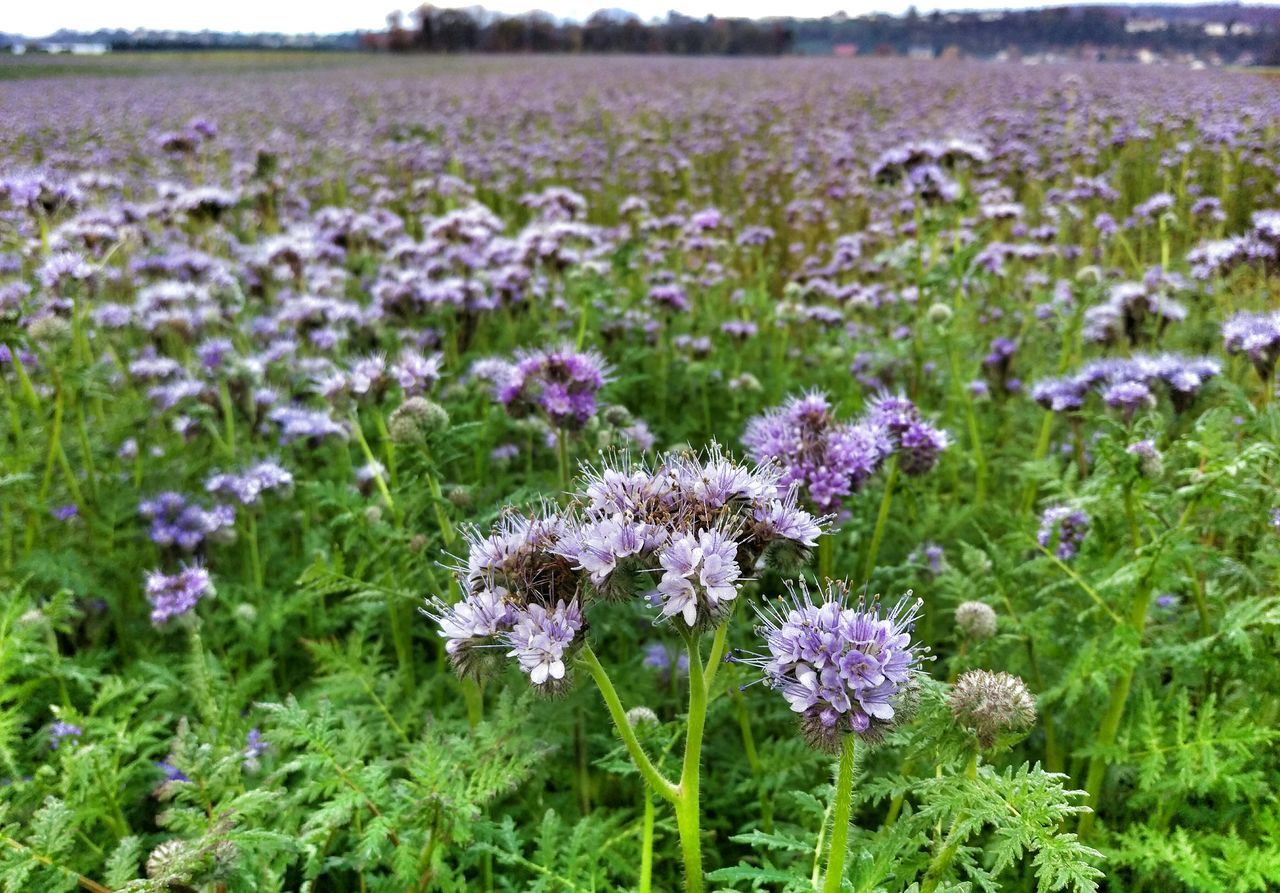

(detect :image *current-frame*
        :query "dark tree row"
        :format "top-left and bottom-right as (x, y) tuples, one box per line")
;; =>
(362, 4), (1279, 62)
(367, 7), (793, 55)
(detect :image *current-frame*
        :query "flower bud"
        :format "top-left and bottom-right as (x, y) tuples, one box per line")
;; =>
(927, 303), (953, 325)
(388, 397), (450, 443)
(954, 600), (997, 641)
(625, 706), (659, 727)
(949, 669), (1036, 748)
(602, 405), (633, 427)
(27, 314), (71, 344)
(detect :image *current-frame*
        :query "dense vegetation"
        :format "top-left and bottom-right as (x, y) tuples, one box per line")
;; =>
(0, 56), (1278, 893)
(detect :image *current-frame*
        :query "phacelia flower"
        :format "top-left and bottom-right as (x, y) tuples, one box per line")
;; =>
(502, 599), (584, 690)
(493, 345), (610, 430)
(49, 721), (82, 750)
(205, 460), (293, 506)
(1222, 310), (1280, 382)
(653, 528), (742, 628)
(145, 564), (215, 625)
(1037, 506), (1089, 560)
(740, 579), (927, 750)
(743, 390), (894, 514)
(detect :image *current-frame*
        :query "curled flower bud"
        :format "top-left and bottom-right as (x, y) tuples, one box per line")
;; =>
(625, 706), (659, 727)
(954, 601), (997, 641)
(949, 669), (1036, 748)
(388, 396), (450, 443)
(27, 314), (71, 344)
(1126, 439), (1163, 478)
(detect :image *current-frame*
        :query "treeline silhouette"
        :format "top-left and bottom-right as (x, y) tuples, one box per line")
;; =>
(366, 7), (793, 54)
(363, 3), (1280, 61)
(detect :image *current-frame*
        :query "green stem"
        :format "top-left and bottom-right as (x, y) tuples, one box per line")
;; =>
(821, 734), (858, 893)
(351, 411), (395, 513)
(639, 786), (655, 893)
(246, 512), (264, 593)
(862, 458), (898, 581)
(1020, 411), (1056, 513)
(581, 645), (678, 802)
(677, 634), (708, 893)
(556, 428), (570, 496)
(462, 678), (484, 731)
(818, 535), (833, 582)
(421, 445), (456, 547)
(919, 752), (978, 893)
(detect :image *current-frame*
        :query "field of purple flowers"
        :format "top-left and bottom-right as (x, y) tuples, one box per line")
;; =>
(2, 55), (1279, 892)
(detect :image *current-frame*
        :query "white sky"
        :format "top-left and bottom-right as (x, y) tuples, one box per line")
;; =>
(3, 0), (1227, 35)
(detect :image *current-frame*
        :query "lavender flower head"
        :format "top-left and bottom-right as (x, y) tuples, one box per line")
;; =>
(643, 641), (690, 679)
(494, 345), (610, 430)
(146, 564), (215, 625)
(1222, 310), (1280, 382)
(139, 492), (236, 551)
(743, 390), (894, 514)
(502, 599), (585, 690)
(205, 460), (293, 506)
(49, 721), (82, 750)
(866, 393), (951, 476)
(1037, 506), (1089, 561)
(426, 445), (829, 684)
(739, 579), (927, 750)
(653, 527), (741, 627)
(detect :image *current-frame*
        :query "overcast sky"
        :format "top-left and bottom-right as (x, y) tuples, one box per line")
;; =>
(5, 0), (1222, 35)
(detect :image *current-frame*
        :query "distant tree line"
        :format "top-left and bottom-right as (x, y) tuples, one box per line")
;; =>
(789, 6), (1279, 60)
(363, 4), (1279, 61)
(366, 7), (793, 54)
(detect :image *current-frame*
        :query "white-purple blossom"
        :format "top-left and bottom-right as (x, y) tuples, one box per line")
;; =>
(739, 579), (927, 750)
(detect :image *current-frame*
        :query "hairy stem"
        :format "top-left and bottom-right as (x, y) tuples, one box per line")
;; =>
(821, 734), (858, 893)
(580, 645), (678, 802)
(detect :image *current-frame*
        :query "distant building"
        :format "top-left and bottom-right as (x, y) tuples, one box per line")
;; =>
(41, 41), (109, 54)
(1203, 22), (1228, 37)
(1125, 18), (1168, 34)
(833, 43), (857, 57)
(907, 44), (933, 59)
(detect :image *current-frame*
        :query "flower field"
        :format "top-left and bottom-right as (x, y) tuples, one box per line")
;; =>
(1, 55), (1279, 892)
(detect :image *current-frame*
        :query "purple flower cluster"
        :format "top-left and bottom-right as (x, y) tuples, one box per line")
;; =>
(1186, 209), (1280, 279)
(205, 460), (293, 506)
(145, 564), (215, 625)
(1031, 354), (1220, 415)
(744, 391), (949, 514)
(504, 600), (585, 686)
(49, 721), (82, 750)
(1083, 278), (1188, 346)
(739, 579), (926, 750)
(139, 492), (236, 551)
(485, 345), (610, 431)
(643, 641), (690, 679)
(1037, 506), (1089, 560)
(1222, 310), (1280, 382)
(426, 445), (827, 689)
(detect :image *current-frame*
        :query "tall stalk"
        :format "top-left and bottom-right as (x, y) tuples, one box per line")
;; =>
(581, 629), (719, 893)
(862, 457), (899, 581)
(820, 735), (858, 893)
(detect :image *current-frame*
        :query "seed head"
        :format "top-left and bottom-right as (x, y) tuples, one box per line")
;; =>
(954, 601), (997, 641)
(949, 669), (1036, 748)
